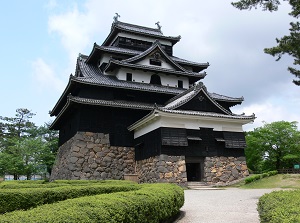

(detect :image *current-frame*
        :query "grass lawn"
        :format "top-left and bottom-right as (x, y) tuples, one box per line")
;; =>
(231, 174), (300, 189)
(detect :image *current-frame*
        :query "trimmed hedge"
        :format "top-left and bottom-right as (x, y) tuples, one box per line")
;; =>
(0, 182), (140, 213)
(244, 170), (278, 184)
(258, 189), (300, 223)
(0, 180), (133, 189)
(0, 183), (184, 223)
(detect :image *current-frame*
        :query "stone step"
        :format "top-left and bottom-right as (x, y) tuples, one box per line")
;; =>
(187, 182), (220, 190)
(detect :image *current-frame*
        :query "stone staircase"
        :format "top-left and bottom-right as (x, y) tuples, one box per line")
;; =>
(186, 181), (220, 190)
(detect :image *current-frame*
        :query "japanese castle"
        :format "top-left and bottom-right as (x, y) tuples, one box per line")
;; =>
(50, 17), (255, 185)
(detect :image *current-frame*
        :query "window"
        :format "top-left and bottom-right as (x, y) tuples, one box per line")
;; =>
(150, 74), (161, 85)
(161, 128), (188, 146)
(150, 59), (161, 66)
(223, 132), (246, 149)
(126, 73), (132, 81)
(178, 80), (183, 88)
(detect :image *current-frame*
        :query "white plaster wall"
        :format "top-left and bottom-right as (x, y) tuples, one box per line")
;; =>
(98, 54), (111, 66)
(115, 67), (188, 88)
(133, 115), (246, 139)
(139, 56), (174, 70)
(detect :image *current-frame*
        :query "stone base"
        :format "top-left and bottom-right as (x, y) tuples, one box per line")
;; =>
(50, 132), (248, 186)
(204, 156), (249, 186)
(50, 132), (135, 180)
(136, 154), (187, 186)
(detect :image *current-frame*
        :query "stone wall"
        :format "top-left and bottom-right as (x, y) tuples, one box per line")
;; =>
(50, 132), (135, 180)
(51, 131), (248, 186)
(136, 154), (187, 186)
(204, 156), (249, 186)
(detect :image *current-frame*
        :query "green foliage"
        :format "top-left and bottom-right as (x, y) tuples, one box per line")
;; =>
(0, 183), (184, 223)
(0, 180), (140, 213)
(231, 0), (300, 85)
(245, 121), (300, 172)
(0, 109), (58, 179)
(244, 170), (278, 184)
(258, 189), (300, 222)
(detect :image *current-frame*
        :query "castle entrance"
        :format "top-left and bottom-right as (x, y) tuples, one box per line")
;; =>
(185, 157), (204, 182)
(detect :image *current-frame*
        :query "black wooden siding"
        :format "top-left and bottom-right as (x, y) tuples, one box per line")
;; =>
(178, 91), (228, 114)
(135, 127), (246, 160)
(58, 104), (148, 146)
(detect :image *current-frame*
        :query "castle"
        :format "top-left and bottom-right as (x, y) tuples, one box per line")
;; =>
(50, 18), (255, 185)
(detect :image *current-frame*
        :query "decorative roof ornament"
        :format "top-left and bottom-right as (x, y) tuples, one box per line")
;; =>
(113, 13), (120, 23)
(155, 21), (162, 32)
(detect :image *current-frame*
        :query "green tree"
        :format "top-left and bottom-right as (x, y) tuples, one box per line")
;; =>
(245, 121), (300, 172)
(231, 0), (300, 85)
(0, 109), (58, 180)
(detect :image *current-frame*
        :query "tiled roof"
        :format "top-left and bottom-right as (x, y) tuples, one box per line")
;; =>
(115, 21), (164, 36)
(105, 59), (206, 78)
(157, 107), (255, 120)
(77, 56), (242, 102)
(209, 92), (243, 102)
(90, 44), (209, 68)
(76, 57), (185, 95)
(164, 81), (232, 115)
(103, 21), (181, 46)
(128, 107), (255, 131)
(69, 96), (156, 110)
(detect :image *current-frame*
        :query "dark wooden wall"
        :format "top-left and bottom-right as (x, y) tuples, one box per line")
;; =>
(178, 91), (227, 114)
(134, 127), (246, 160)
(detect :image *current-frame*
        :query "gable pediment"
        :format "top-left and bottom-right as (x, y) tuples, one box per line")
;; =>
(164, 83), (232, 115)
(122, 41), (186, 72)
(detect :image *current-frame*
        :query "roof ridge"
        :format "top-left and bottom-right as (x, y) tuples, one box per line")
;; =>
(114, 21), (162, 34)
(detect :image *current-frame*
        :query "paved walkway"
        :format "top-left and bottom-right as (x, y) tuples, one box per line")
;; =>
(176, 188), (275, 223)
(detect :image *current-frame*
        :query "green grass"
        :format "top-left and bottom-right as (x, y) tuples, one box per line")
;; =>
(235, 174), (300, 189)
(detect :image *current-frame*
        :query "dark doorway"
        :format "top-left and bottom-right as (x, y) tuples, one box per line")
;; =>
(186, 156), (204, 181)
(186, 163), (201, 181)
(150, 74), (161, 85)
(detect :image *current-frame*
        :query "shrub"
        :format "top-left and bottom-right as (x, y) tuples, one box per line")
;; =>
(244, 170), (278, 184)
(0, 181), (140, 213)
(258, 189), (300, 223)
(0, 183), (184, 223)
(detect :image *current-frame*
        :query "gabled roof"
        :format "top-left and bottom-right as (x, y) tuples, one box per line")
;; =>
(104, 59), (206, 79)
(164, 81), (232, 115)
(121, 40), (186, 72)
(50, 57), (185, 116)
(128, 107), (255, 132)
(102, 21), (181, 46)
(85, 44), (209, 72)
(51, 56), (242, 116)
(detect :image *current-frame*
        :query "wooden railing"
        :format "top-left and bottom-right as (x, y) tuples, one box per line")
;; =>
(278, 169), (300, 174)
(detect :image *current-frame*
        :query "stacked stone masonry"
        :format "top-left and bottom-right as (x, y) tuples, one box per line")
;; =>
(204, 156), (249, 186)
(136, 155), (187, 186)
(50, 132), (135, 180)
(51, 132), (249, 186)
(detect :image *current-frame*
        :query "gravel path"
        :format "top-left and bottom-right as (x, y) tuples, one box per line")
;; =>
(176, 188), (276, 223)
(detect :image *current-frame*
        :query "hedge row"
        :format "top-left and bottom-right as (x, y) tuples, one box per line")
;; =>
(0, 180), (132, 189)
(258, 189), (300, 223)
(0, 183), (184, 223)
(244, 170), (278, 184)
(0, 182), (140, 213)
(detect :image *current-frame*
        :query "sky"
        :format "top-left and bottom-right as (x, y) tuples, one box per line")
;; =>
(0, 0), (299, 131)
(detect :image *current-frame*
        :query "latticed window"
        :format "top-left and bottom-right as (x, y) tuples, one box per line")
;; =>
(223, 132), (246, 149)
(161, 128), (188, 146)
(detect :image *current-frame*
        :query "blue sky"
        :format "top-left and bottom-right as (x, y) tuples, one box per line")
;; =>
(1, 0), (299, 131)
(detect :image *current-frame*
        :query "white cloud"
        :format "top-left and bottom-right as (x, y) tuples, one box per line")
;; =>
(233, 100), (300, 131)
(31, 58), (65, 92)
